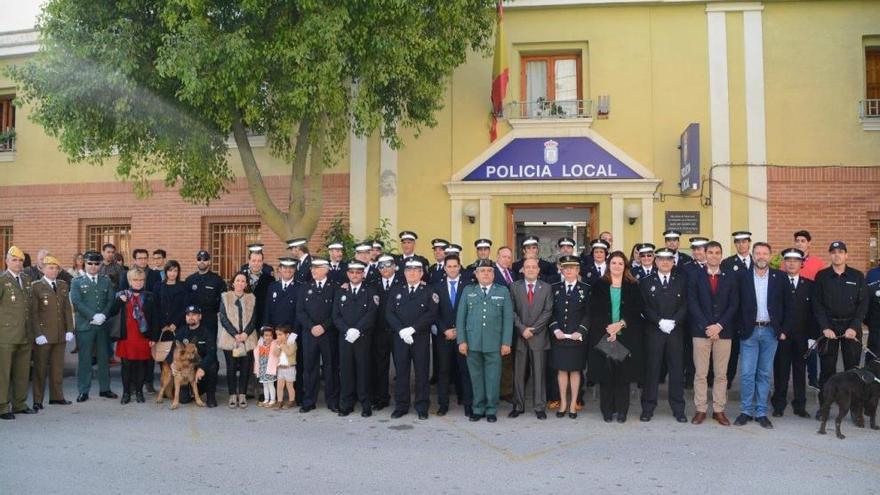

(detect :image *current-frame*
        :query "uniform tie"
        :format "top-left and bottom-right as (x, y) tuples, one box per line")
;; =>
(662, 276), (669, 288)
(51, 281), (57, 292)
(483, 287), (489, 296)
(15, 274), (22, 289)
(790, 277), (797, 289)
(352, 287), (358, 297)
(566, 284), (573, 295)
(409, 286), (415, 295)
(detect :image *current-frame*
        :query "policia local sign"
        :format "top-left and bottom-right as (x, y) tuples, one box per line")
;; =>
(463, 137), (643, 181)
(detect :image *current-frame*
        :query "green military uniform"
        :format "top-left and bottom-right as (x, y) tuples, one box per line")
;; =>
(70, 272), (115, 396)
(0, 268), (33, 414)
(456, 283), (513, 417)
(30, 275), (75, 404)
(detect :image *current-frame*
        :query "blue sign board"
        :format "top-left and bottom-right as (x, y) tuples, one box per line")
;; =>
(463, 137), (643, 181)
(679, 123), (700, 192)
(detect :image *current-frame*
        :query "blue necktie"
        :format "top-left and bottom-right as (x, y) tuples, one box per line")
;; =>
(449, 281), (457, 305)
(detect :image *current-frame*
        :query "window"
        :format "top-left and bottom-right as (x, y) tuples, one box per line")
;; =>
(0, 225), (11, 270)
(209, 222), (261, 283)
(870, 219), (880, 269)
(865, 48), (880, 118)
(520, 54), (583, 118)
(0, 96), (14, 152)
(85, 223), (132, 265)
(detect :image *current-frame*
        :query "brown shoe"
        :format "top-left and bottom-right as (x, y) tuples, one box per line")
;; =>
(547, 400), (560, 411)
(712, 412), (731, 426)
(691, 412), (707, 424)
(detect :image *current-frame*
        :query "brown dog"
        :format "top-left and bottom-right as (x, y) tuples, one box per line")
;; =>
(160, 342), (205, 410)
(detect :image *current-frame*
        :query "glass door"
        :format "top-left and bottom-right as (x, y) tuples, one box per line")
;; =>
(508, 205), (595, 261)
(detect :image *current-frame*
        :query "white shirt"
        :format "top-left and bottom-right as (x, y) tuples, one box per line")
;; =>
(314, 278), (326, 290)
(382, 277), (395, 290)
(659, 272), (672, 285)
(281, 278), (294, 290)
(789, 275), (800, 288)
(594, 263), (606, 276)
(350, 284), (361, 295)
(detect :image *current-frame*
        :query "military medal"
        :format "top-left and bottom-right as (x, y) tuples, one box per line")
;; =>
(43, 298), (49, 306)
(432, 293), (440, 304)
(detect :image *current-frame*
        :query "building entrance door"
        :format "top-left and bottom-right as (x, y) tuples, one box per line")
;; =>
(507, 205), (596, 261)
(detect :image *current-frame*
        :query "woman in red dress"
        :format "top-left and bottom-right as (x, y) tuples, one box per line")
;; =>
(114, 268), (159, 404)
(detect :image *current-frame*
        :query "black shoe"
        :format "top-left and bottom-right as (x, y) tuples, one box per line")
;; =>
(640, 412), (652, 422)
(99, 391), (118, 399)
(391, 410), (407, 419)
(373, 401), (389, 411)
(418, 412), (429, 420)
(76, 394), (89, 403)
(120, 393), (131, 404)
(556, 411), (566, 418)
(464, 406), (473, 418)
(616, 414), (627, 423)
(793, 409), (810, 418)
(0, 412), (13, 420)
(734, 413), (752, 426)
(437, 406), (448, 417)
(206, 398), (218, 408)
(486, 414), (497, 423)
(49, 400), (72, 405)
(568, 412), (577, 419)
(808, 380), (820, 391)
(145, 383), (156, 394)
(536, 411), (547, 420)
(329, 406), (339, 413)
(675, 414), (688, 423)
(756, 416), (774, 429)
(12, 407), (35, 415)
(603, 415), (613, 423)
(299, 405), (315, 413)
(338, 410), (351, 417)
(361, 409), (372, 418)
(135, 392), (145, 403)
(469, 414), (484, 422)
(772, 410), (784, 418)
(33, 403), (43, 411)
(508, 409), (522, 418)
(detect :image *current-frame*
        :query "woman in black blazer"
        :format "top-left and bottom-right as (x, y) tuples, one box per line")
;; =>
(588, 251), (644, 423)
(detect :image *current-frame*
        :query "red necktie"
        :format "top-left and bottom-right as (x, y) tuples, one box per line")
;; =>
(504, 269), (512, 284)
(527, 283), (534, 305)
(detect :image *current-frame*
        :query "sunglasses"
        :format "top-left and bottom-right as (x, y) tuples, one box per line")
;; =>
(196, 256), (210, 261)
(639, 253), (654, 258)
(86, 261), (101, 266)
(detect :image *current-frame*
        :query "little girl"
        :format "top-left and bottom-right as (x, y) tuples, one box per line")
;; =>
(273, 325), (297, 409)
(253, 326), (278, 408)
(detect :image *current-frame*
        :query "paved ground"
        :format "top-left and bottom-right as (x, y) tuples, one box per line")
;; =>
(2, 353), (879, 494)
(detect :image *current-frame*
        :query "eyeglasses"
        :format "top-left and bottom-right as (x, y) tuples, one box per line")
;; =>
(86, 262), (101, 266)
(639, 253), (654, 258)
(196, 256), (210, 261)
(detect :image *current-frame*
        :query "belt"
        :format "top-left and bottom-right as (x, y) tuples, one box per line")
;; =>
(755, 321), (770, 327)
(830, 318), (851, 323)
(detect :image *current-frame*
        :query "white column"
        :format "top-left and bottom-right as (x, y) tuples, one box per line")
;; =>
(451, 199), (463, 245)
(379, 139), (398, 238)
(348, 131), (368, 239)
(611, 195), (624, 250)
(641, 196), (654, 243)
(479, 197), (491, 239)
(744, 9), (768, 242)
(707, 10), (732, 251)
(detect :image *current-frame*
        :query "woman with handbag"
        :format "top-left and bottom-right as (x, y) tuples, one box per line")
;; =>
(152, 260), (188, 402)
(588, 251), (644, 423)
(113, 268), (159, 405)
(218, 272), (257, 409)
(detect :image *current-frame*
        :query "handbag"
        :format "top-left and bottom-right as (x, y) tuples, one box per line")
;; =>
(232, 342), (248, 358)
(595, 338), (631, 363)
(151, 329), (174, 362)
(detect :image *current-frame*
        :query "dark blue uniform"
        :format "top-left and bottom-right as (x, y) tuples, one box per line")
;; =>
(296, 279), (338, 410)
(386, 282), (439, 415)
(395, 254), (431, 283)
(631, 265), (657, 281)
(371, 275), (402, 408)
(549, 280), (591, 404)
(168, 323), (219, 404)
(428, 262), (447, 285)
(333, 284), (378, 413)
(263, 279), (301, 403)
(294, 255), (314, 285)
(771, 276), (816, 414)
(328, 261), (349, 286)
(185, 271), (226, 333)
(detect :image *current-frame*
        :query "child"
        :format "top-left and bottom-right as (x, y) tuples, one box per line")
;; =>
(273, 325), (298, 409)
(253, 326), (278, 408)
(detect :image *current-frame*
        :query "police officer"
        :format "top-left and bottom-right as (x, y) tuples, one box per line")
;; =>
(263, 257), (301, 403)
(512, 235), (556, 281)
(631, 243), (657, 280)
(722, 231), (753, 272)
(663, 230), (693, 268)
(287, 238), (313, 285)
(333, 261), (378, 417)
(580, 240), (610, 286)
(550, 255), (591, 416)
(456, 259), (513, 423)
(466, 238), (493, 272)
(185, 250), (227, 343)
(866, 263), (880, 361)
(353, 242), (380, 287)
(684, 237), (710, 274)
(0, 246), (34, 419)
(296, 257), (339, 412)
(639, 248), (689, 423)
(29, 255), (74, 410)
(327, 241), (349, 286)
(386, 259), (439, 419)
(812, 241), (869, 411)
(171, 306), (219, 408)
(428, 238), (449, 285)
(371, 255), (402, 410)
(557, 237), (576, 258)
(395, 231), (430, 281)
(370, 240), (386, 264)
(239, 243), (274, 277)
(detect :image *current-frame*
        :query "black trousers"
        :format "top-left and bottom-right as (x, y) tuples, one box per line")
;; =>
(599, 370), (631, 418)
(641, 329), (685, 416)
(771, 335), (807, 413)
(546, 360), (561, 402)
(302, 330), (339, 409)
(436, 336), (472, 408)
(370, 328), (392, 406)
(223, 351), (253, 396)
(339, 334), (372, 412)
(120, 359), (149, 395)
(683, 333), (695, 386)
(818, 324), (863, 405)
(392, 331), (430, 414)
(868, 327), (880, 365)
(178, 363), (219, 402)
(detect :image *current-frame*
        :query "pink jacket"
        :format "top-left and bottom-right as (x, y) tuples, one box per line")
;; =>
(253, 339), (280, 376)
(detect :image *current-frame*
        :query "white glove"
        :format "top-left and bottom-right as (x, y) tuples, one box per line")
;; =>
(659, 319), (676, 334)
(398, 329), (409, 341)
(35, 335), (48, 346)
(807, 339), (816, 349)
(288, 333), (298, 344)
(400, 327), (416, 338)
(403, 334), (414, 345)
(91, 313), (106, 325)
(345, 328), (360, 343)
(65, 332), (74, 342)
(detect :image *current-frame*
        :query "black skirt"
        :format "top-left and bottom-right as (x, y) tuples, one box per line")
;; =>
(551, 343), (587, 372)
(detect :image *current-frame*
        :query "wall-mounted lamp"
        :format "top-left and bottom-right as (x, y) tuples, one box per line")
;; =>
(625, 203), (642, 225)
(463, 202), (479, 224)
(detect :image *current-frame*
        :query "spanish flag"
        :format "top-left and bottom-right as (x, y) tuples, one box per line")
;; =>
(490, 1), (508, 142)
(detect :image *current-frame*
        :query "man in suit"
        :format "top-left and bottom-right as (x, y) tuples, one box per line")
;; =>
(428, 238), (449, 285)
(386, 259), (439, 420)
(245, 248), (275, 330)
(509, 257), (553, 419)
(0, 246), (35, 419)
(433, 254), (473, 417)
(771, 248), (815, 418)
(70, 250), (118, 403)
(734, 242), (785, 429)
(30, 255), (75, 411)
(332, 261), (378, 417)
(264, 257), (301, 403)
(296, 258), (339, 412)
(457, 259), (513, 423)
(370, 255), (402, 410)
(121, 248), (161, 291)
(687, 241), (738, 426)
(640, 248), (689, 423)
(631, 243), (657, 281)
(718, 231), (752, 389)
(287, 238), (313, 285)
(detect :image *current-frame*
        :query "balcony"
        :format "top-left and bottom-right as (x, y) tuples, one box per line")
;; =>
(859, 99), (880, 131)
(502, 99), (593, 131)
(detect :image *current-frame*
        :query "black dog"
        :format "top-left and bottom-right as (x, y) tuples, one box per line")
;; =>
(817, 358), (880, 439)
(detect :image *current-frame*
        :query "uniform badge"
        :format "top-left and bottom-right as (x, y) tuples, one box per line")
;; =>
(43, 298), (49, 306)
(192, 284), (198, 291)
(373, 295), (380, 306)
(308, 289), (313, 295)
(182, 338), (190, 344)
(875, 290), (880, 298)
(587, 272), (592, 278)
(432, 293), (440, 304)
(733, 265), (739, 271)
(651, 285), (656, 292)
(396, 293), (402, 300)
(341, 295), (347, 302)
(272, 292), (277, 299)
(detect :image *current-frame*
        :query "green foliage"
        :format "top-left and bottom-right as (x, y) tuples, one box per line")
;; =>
(320, 216), (398, 259)
(769, 253), (782, 270)
(7, 0), (497, 205)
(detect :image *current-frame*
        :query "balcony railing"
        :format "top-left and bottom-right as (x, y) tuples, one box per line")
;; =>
(859, 99), (880, 119)
(503, 99), (592, 120)
(0, 128), (14, 153)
